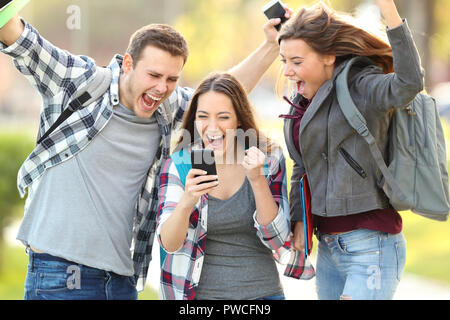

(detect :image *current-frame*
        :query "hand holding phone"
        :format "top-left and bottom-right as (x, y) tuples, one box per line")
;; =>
(181, 150), (218, 207)
(262, 0), (288, 31)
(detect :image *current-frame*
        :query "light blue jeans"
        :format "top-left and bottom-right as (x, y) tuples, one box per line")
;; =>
(315, 228), (406, 300)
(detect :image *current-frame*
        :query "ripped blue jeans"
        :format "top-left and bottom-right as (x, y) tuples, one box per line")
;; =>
(315, 228), (406, 300)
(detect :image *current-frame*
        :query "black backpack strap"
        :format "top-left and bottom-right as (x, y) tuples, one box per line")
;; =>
(37, 92), (92, 144)
(37, 66), (112, 145)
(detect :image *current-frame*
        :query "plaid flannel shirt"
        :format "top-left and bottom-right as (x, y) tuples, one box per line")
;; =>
(157, 145), (315, 300)
(1, 20), (193, 291)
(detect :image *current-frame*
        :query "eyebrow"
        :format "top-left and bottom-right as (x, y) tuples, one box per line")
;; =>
(196, 110), (232, 115)
(280, 54), (304, 60)
(146, 69), (180, 80)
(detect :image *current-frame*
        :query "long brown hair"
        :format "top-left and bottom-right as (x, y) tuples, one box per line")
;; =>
(177, 72), (274, 154)
(277, 2), (393, 95)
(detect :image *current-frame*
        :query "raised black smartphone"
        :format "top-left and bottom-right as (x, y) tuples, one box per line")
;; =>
(262, 0), (287, 31)
(0, 0), (14, 11)
(191, 149), (217, 184)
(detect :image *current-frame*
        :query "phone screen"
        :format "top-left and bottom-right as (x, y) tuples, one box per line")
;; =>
(0, 0), (14, 11)
(262, 0), (287, 30)
(191, 149), (217, 182)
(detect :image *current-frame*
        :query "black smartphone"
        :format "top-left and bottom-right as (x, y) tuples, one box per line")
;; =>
(191, 149), (217, 184)
(0, 0), (14, 11)
(262, 0), (287, 31)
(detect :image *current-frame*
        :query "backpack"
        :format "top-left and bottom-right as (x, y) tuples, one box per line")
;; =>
(336, 56), (450, 221)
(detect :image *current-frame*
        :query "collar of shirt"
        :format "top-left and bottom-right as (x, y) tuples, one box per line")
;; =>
(107, 54), (123, 106)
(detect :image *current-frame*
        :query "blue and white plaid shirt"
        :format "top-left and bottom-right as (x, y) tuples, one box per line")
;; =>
(0, 20), (193, 290)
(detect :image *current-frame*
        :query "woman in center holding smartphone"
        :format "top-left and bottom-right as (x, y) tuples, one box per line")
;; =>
(156, 72), (313, 300)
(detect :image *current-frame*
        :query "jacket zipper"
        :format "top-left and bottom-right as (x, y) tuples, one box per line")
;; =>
(339, 147), (367, 179)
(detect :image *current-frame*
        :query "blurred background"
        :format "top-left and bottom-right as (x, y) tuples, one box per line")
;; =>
(1, 0), (450, 300)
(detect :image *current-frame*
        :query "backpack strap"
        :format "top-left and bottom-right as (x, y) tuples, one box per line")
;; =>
(37, 66), (113, 144)
(160, 149), (192, 267)
(335, 57), (406, 202)
(169, 148), (192, 186)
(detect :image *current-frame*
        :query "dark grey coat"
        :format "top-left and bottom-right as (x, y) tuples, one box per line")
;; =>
(284, 20), (424, 222)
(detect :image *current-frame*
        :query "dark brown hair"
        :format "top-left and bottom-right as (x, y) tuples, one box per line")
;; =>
(177, 73), (275, 154)
(126, 24), (189, 66)
(278, 2), (393, 73)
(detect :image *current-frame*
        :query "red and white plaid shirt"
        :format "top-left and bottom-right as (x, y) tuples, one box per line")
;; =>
(156, 145), (315, 300)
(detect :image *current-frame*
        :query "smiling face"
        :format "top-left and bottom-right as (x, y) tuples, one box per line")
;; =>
(195, 91), (240, 158)
(280, 38), (335, 99)
(119, 45), (184, 118)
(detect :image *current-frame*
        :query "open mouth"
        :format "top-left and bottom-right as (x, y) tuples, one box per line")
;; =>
(297, 81), (306, 95)
(206, 134), (224, 149)
(140, 92), (162, 111)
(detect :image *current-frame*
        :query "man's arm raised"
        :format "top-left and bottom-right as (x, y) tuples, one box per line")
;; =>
(0, 15), (24, 46)
(229, 8), (291, 93)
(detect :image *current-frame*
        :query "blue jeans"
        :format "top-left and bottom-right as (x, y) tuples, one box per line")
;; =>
(315, 229), (406, 300)
(24, 249), (138, 300)
(258, 293), (285, 300)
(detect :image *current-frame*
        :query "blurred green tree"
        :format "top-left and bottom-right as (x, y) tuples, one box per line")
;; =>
(0, 133), (34, 271)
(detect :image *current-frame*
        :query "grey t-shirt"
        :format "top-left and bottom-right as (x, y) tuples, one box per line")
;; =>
(195, 178), (283, 300)
(17, 103), (161, 276)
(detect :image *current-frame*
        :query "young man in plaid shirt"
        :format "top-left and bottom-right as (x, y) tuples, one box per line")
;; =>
(0, 11), (289, 299)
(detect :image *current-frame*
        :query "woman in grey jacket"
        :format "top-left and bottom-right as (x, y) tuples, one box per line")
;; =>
(277, 0), (424, 299)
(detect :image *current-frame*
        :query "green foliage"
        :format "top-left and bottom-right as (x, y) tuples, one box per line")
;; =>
(0, 243), (27, 299)
(0, 132), (34, 230)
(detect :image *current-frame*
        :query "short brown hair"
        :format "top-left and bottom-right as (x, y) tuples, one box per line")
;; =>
(126, 24), (189, 66)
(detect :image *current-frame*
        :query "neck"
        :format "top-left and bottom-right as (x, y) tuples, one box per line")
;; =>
(118, 73), (131, 109)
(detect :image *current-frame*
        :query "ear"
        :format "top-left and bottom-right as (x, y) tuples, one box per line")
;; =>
(122, 53), (134, 75)
(322, 54), (336, 66)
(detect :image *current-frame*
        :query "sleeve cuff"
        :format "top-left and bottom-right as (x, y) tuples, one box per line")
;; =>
(0, 18), (34, 58)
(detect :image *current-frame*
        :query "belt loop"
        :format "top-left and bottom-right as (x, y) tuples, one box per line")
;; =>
(315, 230), (322, 241)
(26, 246), (34, 272)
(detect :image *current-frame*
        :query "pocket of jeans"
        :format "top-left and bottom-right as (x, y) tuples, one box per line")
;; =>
(127, 276), (137, 287)
(36, 272), (71, 294)
(338, 233), (381, 255)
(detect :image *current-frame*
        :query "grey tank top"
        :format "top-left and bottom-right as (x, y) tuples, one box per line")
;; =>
(195, 177), (283, 300)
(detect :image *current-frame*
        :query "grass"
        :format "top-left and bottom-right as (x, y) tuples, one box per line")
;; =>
(0, 244), (27, 299)
(400, 212), (450, 283)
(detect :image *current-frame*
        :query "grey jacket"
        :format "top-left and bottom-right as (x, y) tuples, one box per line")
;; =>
(284, 20), (424, 222)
